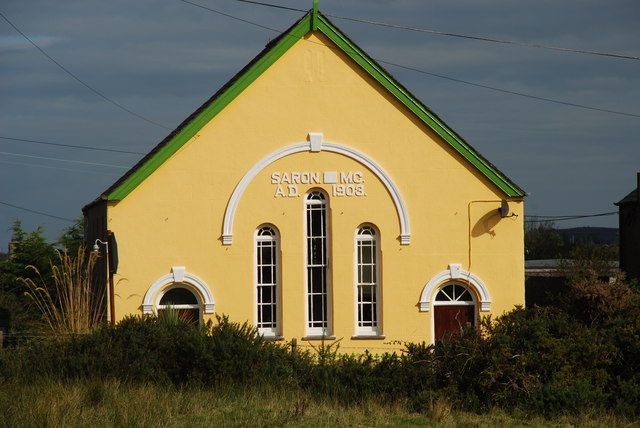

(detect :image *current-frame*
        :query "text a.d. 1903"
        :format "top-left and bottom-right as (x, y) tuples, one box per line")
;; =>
(270, 171), (366, 197)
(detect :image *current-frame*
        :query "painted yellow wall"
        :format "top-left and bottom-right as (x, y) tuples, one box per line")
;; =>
(106, 32), (524, 351)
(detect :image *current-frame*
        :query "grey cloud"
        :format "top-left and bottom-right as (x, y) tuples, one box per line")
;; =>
(1, 0), (639, 246)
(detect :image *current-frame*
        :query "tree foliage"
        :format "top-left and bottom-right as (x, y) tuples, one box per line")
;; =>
(57, 217), (85, 256)
(0, 219), (86, 333)
(524, 221), (563, 260)
(0, 221), (57, 295)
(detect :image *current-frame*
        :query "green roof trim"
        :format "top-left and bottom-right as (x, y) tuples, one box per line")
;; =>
(315, 14), (523, 197)
(106, 15), (312, 201)
(106, 10), (524, 202)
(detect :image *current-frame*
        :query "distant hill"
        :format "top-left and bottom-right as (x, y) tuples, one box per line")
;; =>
(558, 227), (618, 246)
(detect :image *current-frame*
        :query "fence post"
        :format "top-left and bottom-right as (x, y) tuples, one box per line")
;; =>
(291, 337), (297, 353)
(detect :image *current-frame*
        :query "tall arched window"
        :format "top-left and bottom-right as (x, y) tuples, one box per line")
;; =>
(305, 190), (330, 336)
(255, 225), (279, 337)
(355, 225), (380, 336)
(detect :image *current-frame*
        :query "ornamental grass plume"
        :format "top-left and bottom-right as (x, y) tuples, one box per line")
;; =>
(20, 247), (104, 334)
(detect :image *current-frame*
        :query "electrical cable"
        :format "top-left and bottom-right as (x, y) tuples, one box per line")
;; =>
(0, 151), (130, 169)
(0, 10), (171, 130)
(179, 0), (640, 119)
(178, 0), (282, 32)
(325, 14), (640, 62)
(381, 56), (637, 119)
(524, 211), (617, 223)
(0, 159), (121, 176)
(376, 59), (640, 119)
(231, 0), (304, 12)
(223, 0), (640, 61)
(0, 136), (145, 155)
(0, 200), (75, 222)
(526, 211), (617, 219)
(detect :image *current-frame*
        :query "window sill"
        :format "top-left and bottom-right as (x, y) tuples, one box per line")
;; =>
(351, 335), (385, 340)
(262, 335), (285, 341)
(301, 335), (337, 341)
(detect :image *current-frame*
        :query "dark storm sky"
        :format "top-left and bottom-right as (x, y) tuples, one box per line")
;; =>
(1, 0), (639, 248)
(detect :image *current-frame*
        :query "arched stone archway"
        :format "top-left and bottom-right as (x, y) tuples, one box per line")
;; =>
(418, 264), (491, 312)
(142, 266), (214, 315)
(221, 133), (411, 245)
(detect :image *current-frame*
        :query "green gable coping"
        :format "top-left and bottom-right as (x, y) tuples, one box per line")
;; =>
(106, 10), (524, 201)
(106, 15), (312, 201)
(315, 15), (524, 197)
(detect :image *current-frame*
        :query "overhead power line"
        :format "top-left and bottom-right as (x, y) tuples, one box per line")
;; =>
(376, 59), (640, 118)
(0, 159), (121, 176)
(0, 10), (170, 130)
(524, 211), (617, 223)
(178, 0), (280, 32)
(0, 200), (75, 222)
(0, 136), (145, 155)
(526, 211), (618, 218)
(224, 0), (640, 61)
(179, 0), (640, 119)
(231, 0), (304, 12)
(0, 151), (130, 169)
(326, 14), (640, 62)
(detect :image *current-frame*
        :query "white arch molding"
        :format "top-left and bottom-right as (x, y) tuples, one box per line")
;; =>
(419, 264), (491, 312)
(142, 266), (215, 314)
(221, 133), (411, 245)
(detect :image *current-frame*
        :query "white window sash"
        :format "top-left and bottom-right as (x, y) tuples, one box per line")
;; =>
(355, 227), (380, 336)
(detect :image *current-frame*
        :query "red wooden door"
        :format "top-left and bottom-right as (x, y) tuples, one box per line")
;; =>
(434, 305), (475, 341)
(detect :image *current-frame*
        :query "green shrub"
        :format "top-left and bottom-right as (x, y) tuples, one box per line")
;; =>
(3, 275), (640, 419)
(0, 315), (306, 388)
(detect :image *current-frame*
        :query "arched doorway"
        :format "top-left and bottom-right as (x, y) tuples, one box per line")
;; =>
(432, 282), (476, 341)
(157, 285), (200, 325)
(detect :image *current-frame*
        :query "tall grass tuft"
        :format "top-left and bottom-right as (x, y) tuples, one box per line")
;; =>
(20, 248), (104, 334)
(157, 305), (198, 327)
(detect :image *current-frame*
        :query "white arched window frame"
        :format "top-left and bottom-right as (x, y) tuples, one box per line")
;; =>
(142, 266), (215, 315)
(418, 264), (491, 312)
(254, 225), (280, 337)
(305, 189), (332, 337)
(433, 283), (476, 306)
(157, 286), (202, 324)
(158, 286), (201, 309)
(354, 224), (381, 336)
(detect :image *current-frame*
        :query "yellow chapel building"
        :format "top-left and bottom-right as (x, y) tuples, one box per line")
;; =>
(84, 7), (525, 349)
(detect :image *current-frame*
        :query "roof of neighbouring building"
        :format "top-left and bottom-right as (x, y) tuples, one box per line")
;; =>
(615, 188), (638, 206)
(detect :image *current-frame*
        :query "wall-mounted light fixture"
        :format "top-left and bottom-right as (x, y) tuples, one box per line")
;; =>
(93, 238), (115, 325)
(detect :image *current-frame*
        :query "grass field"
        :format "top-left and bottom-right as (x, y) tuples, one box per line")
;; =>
(0, 380), (636, 427)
